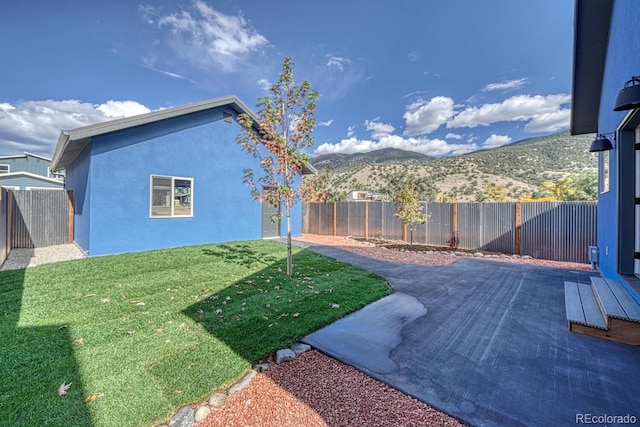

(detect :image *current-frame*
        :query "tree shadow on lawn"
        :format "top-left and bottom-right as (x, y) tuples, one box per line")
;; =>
(0, 267), (92, 426)
(202, 243), (279, 268)
(182, 246), (391, 386)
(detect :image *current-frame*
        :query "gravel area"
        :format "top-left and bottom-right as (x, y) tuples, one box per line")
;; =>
(196, 350), (465, 427)
(294, 234), (593, 271)
(0, 244), (86, 270)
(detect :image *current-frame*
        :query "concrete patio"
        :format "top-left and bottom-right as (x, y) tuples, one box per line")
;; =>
(299, 243), (640, 427)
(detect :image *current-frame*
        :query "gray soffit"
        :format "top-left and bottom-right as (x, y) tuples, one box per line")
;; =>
(570, 0), (613, 135)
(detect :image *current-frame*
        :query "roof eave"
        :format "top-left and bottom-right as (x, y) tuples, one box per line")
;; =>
(50, 95), (260, 171)
(570, 0), (613, 135)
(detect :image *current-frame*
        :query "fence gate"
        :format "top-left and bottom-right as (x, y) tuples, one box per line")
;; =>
(9, 189), (72, 248)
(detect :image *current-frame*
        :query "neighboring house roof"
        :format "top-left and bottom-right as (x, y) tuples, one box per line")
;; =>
(570, 0), (614, 135)
(0, 151), (53, 162)
(51, 94), (317, 175)
(0, 171), (64, 186)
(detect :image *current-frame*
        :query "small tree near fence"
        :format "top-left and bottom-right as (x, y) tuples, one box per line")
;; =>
(236, 57), (318, 276)
(393, 183), (429, 244)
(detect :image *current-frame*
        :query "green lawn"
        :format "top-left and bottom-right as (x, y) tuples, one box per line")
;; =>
(0, 240), (391, 427)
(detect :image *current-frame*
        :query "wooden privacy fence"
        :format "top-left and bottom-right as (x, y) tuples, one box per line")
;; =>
(303, 201), (597, 264)
(0, 188), (74, 265)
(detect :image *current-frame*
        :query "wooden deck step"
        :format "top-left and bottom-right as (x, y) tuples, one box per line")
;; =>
(564, 282), (607, 329)
(565, 279), (640, 345)
(599, 278), (640, 322)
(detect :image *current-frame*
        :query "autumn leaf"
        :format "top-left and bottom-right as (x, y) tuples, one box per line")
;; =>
(58, 382), (72, 396)
(84, 392), (104, 402)
(73, 338), (85, 345)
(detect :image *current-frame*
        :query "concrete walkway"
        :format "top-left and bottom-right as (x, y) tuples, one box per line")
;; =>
(299, 243), (640, 427)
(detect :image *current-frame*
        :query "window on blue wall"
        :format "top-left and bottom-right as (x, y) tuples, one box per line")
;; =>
(0, 164), (9, 174)
(599, 151), (610, 194)
(150, 175), (193, 218)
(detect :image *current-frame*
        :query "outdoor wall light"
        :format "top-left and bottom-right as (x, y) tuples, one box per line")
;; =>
(589, 133), (615, 152)
(614, 76), (640, 111)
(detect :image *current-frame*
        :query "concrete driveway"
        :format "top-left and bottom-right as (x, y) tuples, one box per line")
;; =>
(299, 243), (640, 427)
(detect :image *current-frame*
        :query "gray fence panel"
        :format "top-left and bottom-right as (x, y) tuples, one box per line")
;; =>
(457, 203), (515, 253)
(11, 189), (69, 248)
(425, 202), (453, 246)
(318, 203), (334, 236)
(382, 202), (404, 240)
(521, 201), (596, 263)
(347, 202), (367, 237)
(335, 202), (350, 236)
(457, 203), (481, 249)
(305, 203), (319, 234)
(0, 188), (7, 264)
(367, 203), (383, 240)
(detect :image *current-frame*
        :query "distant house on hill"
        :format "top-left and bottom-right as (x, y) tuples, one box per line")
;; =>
(571, 0), (640, 302)
(347, 190), (387, 202)
(51, 95), (314, 257)
(0, 152), (64, 190)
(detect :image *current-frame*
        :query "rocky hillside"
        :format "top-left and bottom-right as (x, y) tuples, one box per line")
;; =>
(309, 131), (597, 202)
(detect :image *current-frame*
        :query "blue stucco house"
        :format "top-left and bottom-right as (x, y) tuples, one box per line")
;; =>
(570, 0), (640, 344)
(0, 152), (64, 190)
(51, 95), (311, 256)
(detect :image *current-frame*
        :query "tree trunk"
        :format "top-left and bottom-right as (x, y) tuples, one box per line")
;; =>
(286, 210), (292, 276)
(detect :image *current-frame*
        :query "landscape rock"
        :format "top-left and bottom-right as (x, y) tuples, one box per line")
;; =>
(276, 348), (297, 364)
(454, 251), (466, 257)
(208, 392), (227, 408)
(194, 405), (211, 422)
(254, 362), (271, 372)
(473, 252), (484, 257)
(290, 342), (311, 355)
(169, 406), (194, 427)
(522, 255), (532, 259)
(228, 370), (257, 395)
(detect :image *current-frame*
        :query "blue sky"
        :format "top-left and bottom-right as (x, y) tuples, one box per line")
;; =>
(0, 0), (575, 158)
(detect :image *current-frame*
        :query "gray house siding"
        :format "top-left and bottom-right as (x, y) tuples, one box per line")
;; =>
(0, 153), (64, 190)
(0, 153), (51, 176)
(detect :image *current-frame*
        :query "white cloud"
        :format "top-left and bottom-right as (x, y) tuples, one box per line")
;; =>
(403, 96), (456, 136)
(481, 78), (528, 92)
(446, 133), (463, 140)
(447, 93), (571, 132)
(326, 57), (351, 71)
(317, 119), (333, 127)
(314, 134), (478, 158)
(364, 118), (395, 140)
(96, 100), (151, 118)
(481, 134), (512, 149)
(257, 78), (271, 92)
(153, 1), (269, 72)
(408, 51), (419, 62)
(346, 125), (356, 137)
(0, 100), (152, 156)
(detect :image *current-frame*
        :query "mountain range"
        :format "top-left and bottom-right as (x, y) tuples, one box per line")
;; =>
(309, 131), (598, 202)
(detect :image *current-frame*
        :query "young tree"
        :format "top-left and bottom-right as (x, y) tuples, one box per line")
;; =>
(393, 183), (429, 245)
(236, 57), (318, 276)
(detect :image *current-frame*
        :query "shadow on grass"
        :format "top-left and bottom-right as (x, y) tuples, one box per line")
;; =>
(184, 246), (391, 370)
(0, 267), (92, 426)
(202, 244), (279, 268)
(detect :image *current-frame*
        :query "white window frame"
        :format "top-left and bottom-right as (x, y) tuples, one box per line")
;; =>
(0, 164), (9, 174)
(149, 175), (194, 218)
(599, 150), (610, 194)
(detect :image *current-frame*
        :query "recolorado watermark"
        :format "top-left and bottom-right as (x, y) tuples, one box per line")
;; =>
(576, 413), (637, 424)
